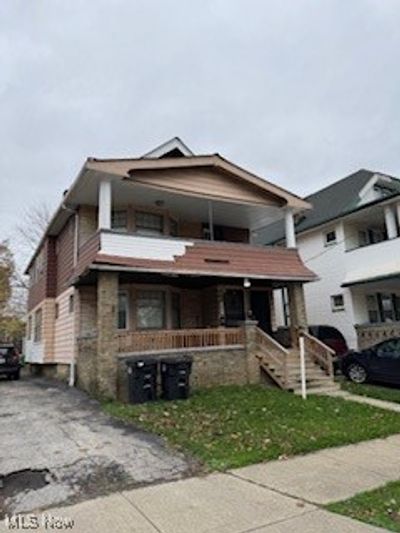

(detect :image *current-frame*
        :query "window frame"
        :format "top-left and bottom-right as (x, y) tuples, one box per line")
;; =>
(117, 290), (129, 330)
(111, 209), (128, 232)
(136, 290), (166, 330)
(331, 294), (345, 312)
(324, 230), (337, 246)
(34, 308), (42, 343)
(135, 211), (164, 237)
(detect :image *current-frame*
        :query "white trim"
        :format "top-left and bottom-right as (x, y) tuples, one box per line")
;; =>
(142, 137), (194, 158)
(98, 180), (112, 229)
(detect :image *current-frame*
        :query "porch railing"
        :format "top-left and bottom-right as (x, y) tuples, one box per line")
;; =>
(302, 331), (334, 377)
(117, 327), (245, 353)
(356, 322), (400, 350)
(254, 326), (289, 389)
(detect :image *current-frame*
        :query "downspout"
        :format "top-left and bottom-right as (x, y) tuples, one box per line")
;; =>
(61, 203), (78, 387)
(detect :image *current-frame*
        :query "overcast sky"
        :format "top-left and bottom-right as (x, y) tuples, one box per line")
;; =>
(1, 0), (400, 262)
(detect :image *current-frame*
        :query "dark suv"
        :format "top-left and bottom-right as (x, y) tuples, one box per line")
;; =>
(0, 344), (21, 380)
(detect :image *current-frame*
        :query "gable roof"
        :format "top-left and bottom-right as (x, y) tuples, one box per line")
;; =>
(257, 169), (400, 245)
(142, 136), (194, 158)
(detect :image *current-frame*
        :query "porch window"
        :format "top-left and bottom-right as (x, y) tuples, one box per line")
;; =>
(366, 293), (400, 323)
(137, 290), (165, 329)
(118, 291), (129, 330)
(111, 209), (128, 232)
(34, 308), (42, 343)
(224, 290), (244, 326)
(135, 211), (164, 236)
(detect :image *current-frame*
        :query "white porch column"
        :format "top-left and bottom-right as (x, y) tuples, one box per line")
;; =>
(384, 205), (397, 240)
(285, 208), (296, 248)
(396, 202), (400, 232)
(98, 180), (112, 229)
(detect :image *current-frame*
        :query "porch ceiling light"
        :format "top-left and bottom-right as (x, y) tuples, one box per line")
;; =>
(243, 278), (251, 288)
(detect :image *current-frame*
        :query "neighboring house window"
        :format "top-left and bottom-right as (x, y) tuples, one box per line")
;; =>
(135, 211), (164, 236)
(111, 209), (128, 232)
(27, 316), (32, 340)
(118, 291), (129, 330)
(324, 230), (337, 246)
(331, 294), (344, 311)
(34, 309), (42, 342)
(55, 303), (59, 319)
(137, 290), (165, 329)
(69, 294), (74, 313)
(171, 292), (181, 329)
(366, 293), (400, 323)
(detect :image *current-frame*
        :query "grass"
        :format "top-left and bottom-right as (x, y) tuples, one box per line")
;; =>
(103, 385), (400, 471)
(341, 380), (400, 404)
(327, 481), (400, 532)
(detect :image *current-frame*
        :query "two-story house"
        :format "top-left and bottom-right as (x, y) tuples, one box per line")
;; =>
(259, 169), (400, 351)
(25, 138), (336, 399)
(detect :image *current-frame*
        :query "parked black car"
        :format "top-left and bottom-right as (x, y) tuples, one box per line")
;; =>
(341, 337), (400, 385)
(0, 344), (21, 380)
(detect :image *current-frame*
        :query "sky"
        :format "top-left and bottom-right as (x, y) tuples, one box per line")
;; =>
(1, 0), (400, 266)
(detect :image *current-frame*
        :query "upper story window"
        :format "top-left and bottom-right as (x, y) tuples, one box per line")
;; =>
(135, 211), (164, 236)
(34, 308), (42, 343)
(137, 290), (165, 329)
(324, 230), (337, 246)
(358, 228), (386, 247)
(111, 209), (128, 232)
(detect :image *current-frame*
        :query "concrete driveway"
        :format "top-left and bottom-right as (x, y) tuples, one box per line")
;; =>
(0, 377), (195, 517)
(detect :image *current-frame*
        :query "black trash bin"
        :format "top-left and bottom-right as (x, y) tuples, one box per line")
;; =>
(160, 356), (193, 401)
(126, 357), (157, 404)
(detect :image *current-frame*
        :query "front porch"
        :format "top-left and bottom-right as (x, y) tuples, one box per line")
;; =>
(76, 269), (335, 400)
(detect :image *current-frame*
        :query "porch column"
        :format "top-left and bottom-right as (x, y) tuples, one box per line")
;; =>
(96, 271), (118, 399)
(98, 179), (112, 229)
(384, 205), (397, 240)
(396, 202), (400, 233)
(284, 208), (296, 248)
(287, 283), (307, 346)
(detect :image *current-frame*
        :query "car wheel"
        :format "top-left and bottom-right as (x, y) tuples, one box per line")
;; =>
(13, 371), (20, 381)
(347, 363), (368, 384)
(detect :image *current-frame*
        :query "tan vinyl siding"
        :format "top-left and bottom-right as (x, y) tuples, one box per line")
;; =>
(25, 299), (55, 363)
(54, 287), (77, 363)
(130, 168), (282, 207)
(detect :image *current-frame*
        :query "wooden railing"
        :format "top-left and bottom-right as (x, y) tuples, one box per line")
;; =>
(356, 322), (400, 350)
(302, 331), (334, 377)
(254, 327), (289, 389)
(117, 327), (245, 353)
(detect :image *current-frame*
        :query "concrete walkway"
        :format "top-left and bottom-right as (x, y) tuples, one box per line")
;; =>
(3, 434), (400, 532)
(325, 388), (400, 413)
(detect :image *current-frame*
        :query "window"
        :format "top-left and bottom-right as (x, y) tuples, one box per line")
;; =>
(118, 291), (129, 330)
(135, 211), (164, 236)
(376, 339), (400, 359)
(111, 209), (128, 231)
(170, 218), (178, 237)
(331, 294), (345, 311)
(366, 293), (400, 323)
(69, 294), (74, 313)
(34, 309), (42, 342)
(55, 303), (59, 320)
(27, 316), (32, 340)
(224, 290), (245, 325)
(358, 228), (386, 247)
(324, 230), (337, 246)
(171, 292), (181, 329)
(137, 291), (165, 329)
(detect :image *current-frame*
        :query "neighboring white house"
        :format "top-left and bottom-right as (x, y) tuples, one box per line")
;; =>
(258, 169), (400, 350)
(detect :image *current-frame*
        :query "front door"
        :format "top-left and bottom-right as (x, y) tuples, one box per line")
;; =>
(250, 291), (271, 333)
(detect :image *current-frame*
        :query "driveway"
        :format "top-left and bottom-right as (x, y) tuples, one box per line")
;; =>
(0, 378), (195, 517)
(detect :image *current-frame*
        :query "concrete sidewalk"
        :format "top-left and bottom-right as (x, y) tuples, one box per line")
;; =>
(326, 389), (400, 413)
(3, 434), (400, 532)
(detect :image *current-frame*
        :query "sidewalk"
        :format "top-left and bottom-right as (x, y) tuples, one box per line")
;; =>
(325, 389), (400, 413)
(4, 434), (400, 532)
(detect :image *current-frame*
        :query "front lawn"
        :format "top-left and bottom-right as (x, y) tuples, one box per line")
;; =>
(103, 385), (400, 470)
(341, 381), (400, 404)
(327, 481), (400, 532)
